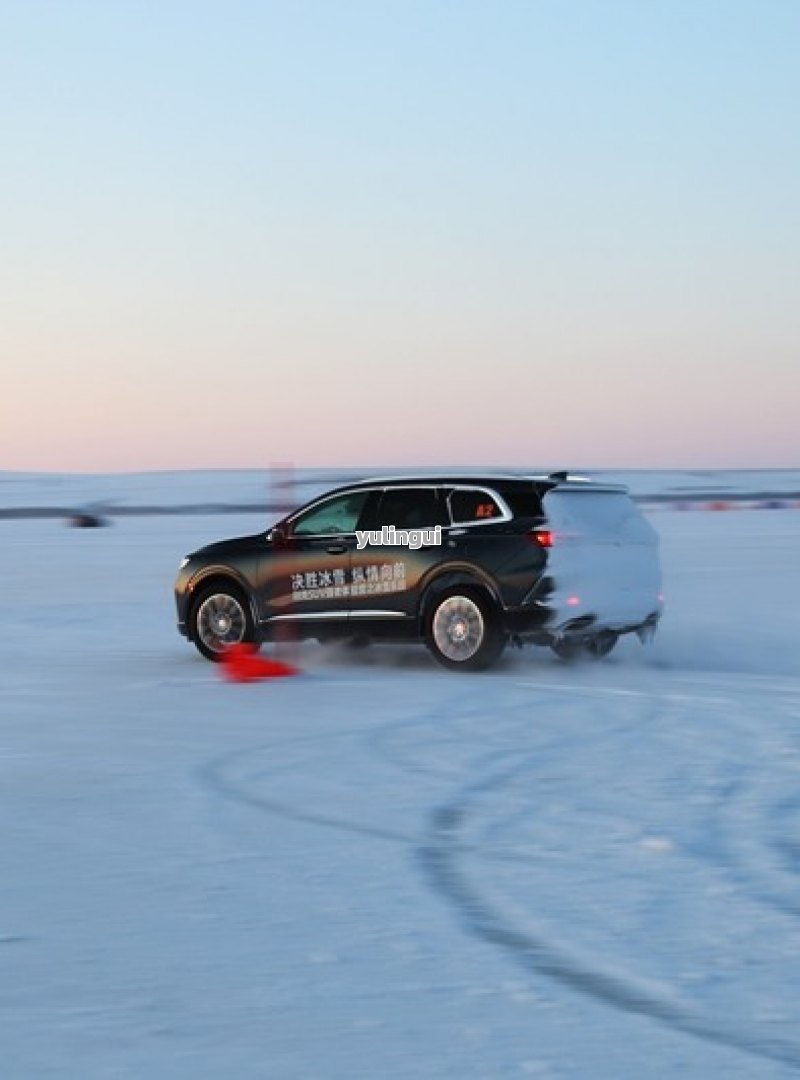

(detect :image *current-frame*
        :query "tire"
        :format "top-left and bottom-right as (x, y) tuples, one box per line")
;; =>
(190, 583), (257, 662)
(551, 631), (618, 662)
(424, 587), (506, 671)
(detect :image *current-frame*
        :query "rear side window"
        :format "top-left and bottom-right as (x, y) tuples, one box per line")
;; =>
(449, 489), (504, 524)
(373, 488), (448, 529)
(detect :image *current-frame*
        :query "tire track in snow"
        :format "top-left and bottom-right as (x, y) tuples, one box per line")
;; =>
(416, 682), (800, 1071)
(197, 677), (642, 861)
(197, 671), (800, 1071)
(699, 688), (800, 920)
(196, 679), (494, 847)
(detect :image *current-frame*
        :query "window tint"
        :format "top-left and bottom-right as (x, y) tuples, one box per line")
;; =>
(449, 489), (503, 524)
(502, 489), (544, 520)
(373, 488), (448, 529)
(292, 491), (368, 536)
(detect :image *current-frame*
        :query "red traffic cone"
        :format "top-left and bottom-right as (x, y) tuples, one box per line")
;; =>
(220, 642), (299, 682)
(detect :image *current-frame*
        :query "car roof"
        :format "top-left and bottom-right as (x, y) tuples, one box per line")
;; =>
(319, 473), (628, 495)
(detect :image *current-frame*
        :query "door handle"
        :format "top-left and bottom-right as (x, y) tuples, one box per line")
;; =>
(326, 544), (347, 554)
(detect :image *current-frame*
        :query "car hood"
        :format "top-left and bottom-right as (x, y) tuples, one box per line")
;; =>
(193, 533), (265, 560)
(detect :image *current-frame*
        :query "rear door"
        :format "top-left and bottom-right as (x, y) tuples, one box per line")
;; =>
(444, 486), (539, 606)
(541, 487), (661, 630)
(349, 486), (450, 621)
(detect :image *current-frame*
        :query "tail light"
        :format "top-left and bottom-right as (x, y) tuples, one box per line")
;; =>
(530, 528), (554, 548)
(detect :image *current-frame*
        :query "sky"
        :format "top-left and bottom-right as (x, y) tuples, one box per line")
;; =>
(1, 0), (798, 472)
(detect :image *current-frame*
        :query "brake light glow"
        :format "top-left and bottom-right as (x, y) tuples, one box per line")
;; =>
(532, 529), (554, 548)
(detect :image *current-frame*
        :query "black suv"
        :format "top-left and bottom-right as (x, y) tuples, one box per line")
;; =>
(174, 473), (662, 671)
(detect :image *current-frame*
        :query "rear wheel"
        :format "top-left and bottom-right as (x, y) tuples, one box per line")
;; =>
(551, 631), (618, 662)
(191, 584), (257, 661)
(425, 588), (506, 671)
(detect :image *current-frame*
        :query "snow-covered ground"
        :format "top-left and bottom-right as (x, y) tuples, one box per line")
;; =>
(2, 477), (800, 1077)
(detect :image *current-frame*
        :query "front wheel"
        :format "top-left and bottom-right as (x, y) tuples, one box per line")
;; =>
(424, 588), (506, 671)
(551, 631), (618, 662)
(190, 584), (257, 661)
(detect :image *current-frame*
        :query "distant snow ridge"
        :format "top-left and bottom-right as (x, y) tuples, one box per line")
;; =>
(1, 468), (799, 519)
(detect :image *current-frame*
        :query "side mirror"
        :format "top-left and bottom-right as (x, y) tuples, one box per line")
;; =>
(267, 524), (287, 544)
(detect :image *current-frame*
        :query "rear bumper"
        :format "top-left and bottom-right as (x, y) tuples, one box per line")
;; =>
(506, 606), (661, 644)
(553, 609), (661, 639)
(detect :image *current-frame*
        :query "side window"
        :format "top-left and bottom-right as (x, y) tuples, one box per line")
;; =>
(372, 488), (449, 529)
(449, 489), (504, 524)
(291, 491), (369, 536)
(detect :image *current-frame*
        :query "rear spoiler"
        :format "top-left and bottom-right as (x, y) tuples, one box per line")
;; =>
(526, 471), (630, 495)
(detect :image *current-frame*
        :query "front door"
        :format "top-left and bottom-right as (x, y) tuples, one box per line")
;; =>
(256, 489), (370, 632)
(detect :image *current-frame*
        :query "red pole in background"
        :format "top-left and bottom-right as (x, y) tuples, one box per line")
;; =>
(217, 462), (301, 682)
(270, 461), (300, 666)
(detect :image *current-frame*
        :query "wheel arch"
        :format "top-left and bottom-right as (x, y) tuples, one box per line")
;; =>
(187, 569), (259, 628)
(417, 567), (503, 625)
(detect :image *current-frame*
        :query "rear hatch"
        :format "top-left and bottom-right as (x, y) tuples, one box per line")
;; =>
(541, 484), (661, 634)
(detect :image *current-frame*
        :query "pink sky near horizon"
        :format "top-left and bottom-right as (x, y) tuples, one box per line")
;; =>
(4, 316), (797, 472)
(3, 343), (798, 473)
